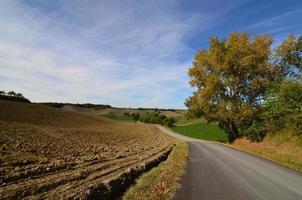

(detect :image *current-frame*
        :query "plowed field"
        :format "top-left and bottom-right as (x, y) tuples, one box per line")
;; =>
(0, 100), (173, 199)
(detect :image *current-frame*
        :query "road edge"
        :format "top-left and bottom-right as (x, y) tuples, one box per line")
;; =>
(122, 140), (189, 200)
(165, 125), (302, 174)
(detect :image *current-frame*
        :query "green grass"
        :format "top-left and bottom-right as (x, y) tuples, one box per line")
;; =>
(100, 112), (134, 122)
(172, 121), (228, 142)
(174, 117), (206, 126)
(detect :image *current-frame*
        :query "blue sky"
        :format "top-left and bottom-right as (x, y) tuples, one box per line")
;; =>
(0, 0), (302, 108)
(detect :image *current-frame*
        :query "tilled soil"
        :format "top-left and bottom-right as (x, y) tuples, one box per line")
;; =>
(0, 100), (173, 199)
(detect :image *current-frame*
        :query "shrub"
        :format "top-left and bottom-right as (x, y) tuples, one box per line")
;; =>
(264, 80), (302, 135)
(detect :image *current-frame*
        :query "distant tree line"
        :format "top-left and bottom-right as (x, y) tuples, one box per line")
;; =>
(0, 90), (30, 103)
(0, 90), (24, 98)
(124, 111), (176, 127)
(41, 102), (111, 110)
(186, 32), (302, 143)
(134, 108), (176, 112)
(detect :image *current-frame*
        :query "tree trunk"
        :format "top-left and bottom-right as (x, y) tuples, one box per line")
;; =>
(228, 122), (239, 143)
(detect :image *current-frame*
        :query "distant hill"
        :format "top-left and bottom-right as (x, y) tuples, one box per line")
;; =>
(0, 100), (110, 127)
(39, 102), (111, 110)
(0, 93), (185, 118)
(38, 102), (186, 118)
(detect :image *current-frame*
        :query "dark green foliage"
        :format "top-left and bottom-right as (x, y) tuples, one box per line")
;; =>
(163, 117), (176, 127)
(138, 112), (175, 127)
(243, 119), (267, 142)
(264, 80), (302, 135)
(101, 111), (175, 127)
(131, 113), (140, 121)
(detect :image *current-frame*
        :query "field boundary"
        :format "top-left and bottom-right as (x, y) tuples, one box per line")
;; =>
(123, 141), (188, 200)
(84, 146), (173, 200)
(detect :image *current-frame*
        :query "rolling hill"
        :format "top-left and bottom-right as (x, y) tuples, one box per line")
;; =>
(0, 100), (173, 199)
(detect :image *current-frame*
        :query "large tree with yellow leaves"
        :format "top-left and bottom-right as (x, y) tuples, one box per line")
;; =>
(186, 32), (278, 142)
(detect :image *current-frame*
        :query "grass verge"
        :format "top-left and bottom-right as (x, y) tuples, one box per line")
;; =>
(122, 141), (188, 200)
(172, 122), (228, 143)
(174, 118), (206, 126)
(233, 132), (302, 172)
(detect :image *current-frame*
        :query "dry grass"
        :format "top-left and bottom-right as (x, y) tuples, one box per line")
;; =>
(123, 140), (188, 200)
(62, 104), (185, 119)
(0, 100), (173, 199)
(233, 132), (302, 172)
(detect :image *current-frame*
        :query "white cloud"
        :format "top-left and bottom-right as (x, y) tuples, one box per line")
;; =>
(248, 8), (302, 29)
(0, 0), (220, 108)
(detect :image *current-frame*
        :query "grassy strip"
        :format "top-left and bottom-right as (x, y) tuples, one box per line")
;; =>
(100, 112), (134, 122)
(233, 133), (302, 172)
(174, 118), (206, 126)
(123, 141), (188, 200)
(172, 122), (228, 143)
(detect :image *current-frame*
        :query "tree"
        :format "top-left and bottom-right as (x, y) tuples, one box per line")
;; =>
(264, 80), (302, 135)
(7, 91), (16, 96)
(262, 34), (302, 135)
(131, 113), (140, 121)
(163, 117), (175, 127)
(16, 93), (24, 98)
(186, 32), (277, 142)
(0, 91), (5, 95)
(275, 34), (302, 79)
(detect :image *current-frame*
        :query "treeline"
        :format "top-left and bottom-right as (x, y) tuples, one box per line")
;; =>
(41, 102), (111, 110)
(186, 32), (302, 143)
(124, 112), (176, 127)
(0, 90), (24, 98)
(134, 108), (176, 112)
(0, 90), (31, 103)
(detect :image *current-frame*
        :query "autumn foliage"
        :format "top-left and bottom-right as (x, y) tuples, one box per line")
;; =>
(186, 32), (302, 143)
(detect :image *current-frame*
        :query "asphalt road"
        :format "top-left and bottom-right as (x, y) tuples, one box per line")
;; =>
(157, 125), (302, 200)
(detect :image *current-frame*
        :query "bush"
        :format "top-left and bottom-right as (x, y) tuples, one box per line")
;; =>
(131, 113), (140, 121)
(136, 112), (175, 127)
(264, 80), (302, 135)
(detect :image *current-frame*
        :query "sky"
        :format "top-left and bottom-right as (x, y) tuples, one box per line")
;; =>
(1, 0), (302, 108)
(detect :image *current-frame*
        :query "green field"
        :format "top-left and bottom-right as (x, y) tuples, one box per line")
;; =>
(100, 113), (134, 121)
(172, 121), (228, 142)
(174, 117), (207, 126)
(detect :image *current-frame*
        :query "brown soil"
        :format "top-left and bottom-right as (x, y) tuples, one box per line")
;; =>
(0, 100), (173, 199)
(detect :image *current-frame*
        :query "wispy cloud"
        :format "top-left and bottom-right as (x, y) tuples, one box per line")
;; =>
(0, 0), (208, 108)
(248, 8), (302, 30)
(2, 0), (298, 108)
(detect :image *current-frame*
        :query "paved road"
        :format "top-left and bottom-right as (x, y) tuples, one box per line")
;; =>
(157, 125), (302, 200)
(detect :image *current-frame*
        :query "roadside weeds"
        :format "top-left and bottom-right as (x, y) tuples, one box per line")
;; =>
(232, 136), (302, 173)
(122, 141), (189, 200)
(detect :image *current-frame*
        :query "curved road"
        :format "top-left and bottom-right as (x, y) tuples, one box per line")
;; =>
(157, 125), (302, 200)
